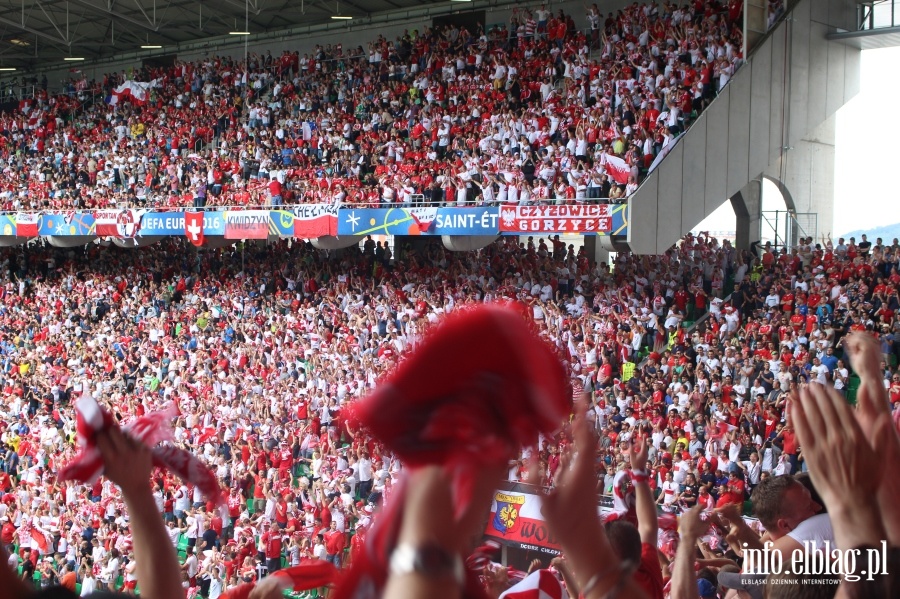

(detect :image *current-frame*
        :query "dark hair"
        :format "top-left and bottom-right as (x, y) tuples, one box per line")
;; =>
(793, 473), (826, 514)
(603, 520), (642, 563)
(751, 476), (797, 530)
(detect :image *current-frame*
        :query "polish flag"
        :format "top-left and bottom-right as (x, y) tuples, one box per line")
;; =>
(602, 153), (631, 185)
(15, 212), (39, 237)
(709, 418), (737, 442)
(107, 79), (158, 105)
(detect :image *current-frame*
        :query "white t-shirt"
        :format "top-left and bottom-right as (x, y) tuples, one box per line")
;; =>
(786, 513), (835, 553)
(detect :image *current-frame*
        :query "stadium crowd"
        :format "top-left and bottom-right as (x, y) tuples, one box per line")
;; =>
(0, 228), (895, 599)
(0, 0), (745, 211)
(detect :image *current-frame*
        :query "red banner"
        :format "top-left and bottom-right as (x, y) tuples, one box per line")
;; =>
(225, 210), (268, 240)
(484, 491), (561, 555)
(499, 205), (612, 234)
(185, 211), (205, 246)
(94, 209), (144, 238)
(293, 204), (338, 238)
(16, 212), (39, 237)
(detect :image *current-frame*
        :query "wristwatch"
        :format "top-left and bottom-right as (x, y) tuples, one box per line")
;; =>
(389, 542), (465, 585)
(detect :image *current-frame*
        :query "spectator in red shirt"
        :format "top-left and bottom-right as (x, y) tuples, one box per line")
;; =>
(261, 522), (283, 575)
(323, 520), (346, 568)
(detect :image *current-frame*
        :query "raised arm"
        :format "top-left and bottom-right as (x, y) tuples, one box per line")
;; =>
(627, 433), (657, 546)
(96, 426), (184, 599)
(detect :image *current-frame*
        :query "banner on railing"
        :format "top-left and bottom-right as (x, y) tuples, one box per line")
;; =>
(15, 213), (38, 237)
(39, 212), (95, 236)
(336, 207), (499, 236)
(93, 209), (147, 239)
(224, 210), (269, 239)
(2, 204), (629, 240)
(292, 205), (338, 238)
(499, 203), (627, 235)
(484, 489), (561, 555)
(138, 212), (226, 237)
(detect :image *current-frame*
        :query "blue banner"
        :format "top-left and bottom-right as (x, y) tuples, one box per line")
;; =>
(337, 207), (500, 236)
(8, 205), (628, 240)
(138, 212), (226, 236)
(39, 213), (95, 236)
(0, 214), (15, 237)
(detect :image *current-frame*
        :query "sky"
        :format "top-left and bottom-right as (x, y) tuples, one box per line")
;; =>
(694, 46), (900, 238)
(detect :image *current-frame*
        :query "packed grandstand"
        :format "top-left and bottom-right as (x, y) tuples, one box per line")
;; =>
(1, 1), (743, 210)
(1, 2), (899, 599)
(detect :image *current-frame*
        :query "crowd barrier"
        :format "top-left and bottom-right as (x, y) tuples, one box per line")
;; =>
(0, 203), (629, 242)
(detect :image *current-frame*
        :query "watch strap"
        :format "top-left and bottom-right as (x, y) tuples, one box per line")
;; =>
(388, 542), (465, 584)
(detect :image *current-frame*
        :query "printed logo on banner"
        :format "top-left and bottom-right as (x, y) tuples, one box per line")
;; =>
(94, 210), (145, 238)
(139, 212), (225, 236)
(500, 205), (612, 234)
(224, 210), (268, 240)
(491, 492), (525, 535)
(293, 204), (338, 238)
(116, 210), (143, 238)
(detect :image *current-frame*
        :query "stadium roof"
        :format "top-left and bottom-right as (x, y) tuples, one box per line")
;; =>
(0, 0), (460, 71)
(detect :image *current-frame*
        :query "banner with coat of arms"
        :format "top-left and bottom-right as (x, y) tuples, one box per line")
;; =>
(484, 490), (561, 555)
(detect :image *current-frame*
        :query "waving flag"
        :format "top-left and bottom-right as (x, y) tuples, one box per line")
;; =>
(602, 153), (631, 185)
(709, 418), (737, 442)
(94, 209), (146, 238)
(17, 520), (50, 555)
(106, 79), (158, 105)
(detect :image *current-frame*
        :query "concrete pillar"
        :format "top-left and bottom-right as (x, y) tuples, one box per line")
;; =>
(582, 236), (610, 266)
(731, 179), (762, 252)
(764, 114), (836, 240)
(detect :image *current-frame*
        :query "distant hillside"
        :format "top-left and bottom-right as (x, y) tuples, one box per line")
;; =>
(838, 222), (900, 241)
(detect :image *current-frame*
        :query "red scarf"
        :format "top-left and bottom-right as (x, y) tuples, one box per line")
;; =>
(59, 391), (225, 508)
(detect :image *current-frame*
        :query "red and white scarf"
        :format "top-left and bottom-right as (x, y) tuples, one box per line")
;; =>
(58, 391), (224, 508)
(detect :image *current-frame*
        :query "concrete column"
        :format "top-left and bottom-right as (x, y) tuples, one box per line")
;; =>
(582, 235), (610, 266)
(731, 179), (762, 252)
(764, 114), (836, 240)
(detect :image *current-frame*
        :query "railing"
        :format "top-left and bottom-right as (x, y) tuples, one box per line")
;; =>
(859, 0), (899, 30)
(0, 196), (629, 214)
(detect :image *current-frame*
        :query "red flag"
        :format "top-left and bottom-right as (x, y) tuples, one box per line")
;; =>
(709, 419), (736, 442)
(185, 211), (204, 246)
(603, 153), (631, 185)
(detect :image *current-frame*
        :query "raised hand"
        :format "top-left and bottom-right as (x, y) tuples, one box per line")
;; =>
(626, 433), (649, 472)
(540, 396), (602, 549)
(791, 383), (888, 550)
(839, 332), (900, 543)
